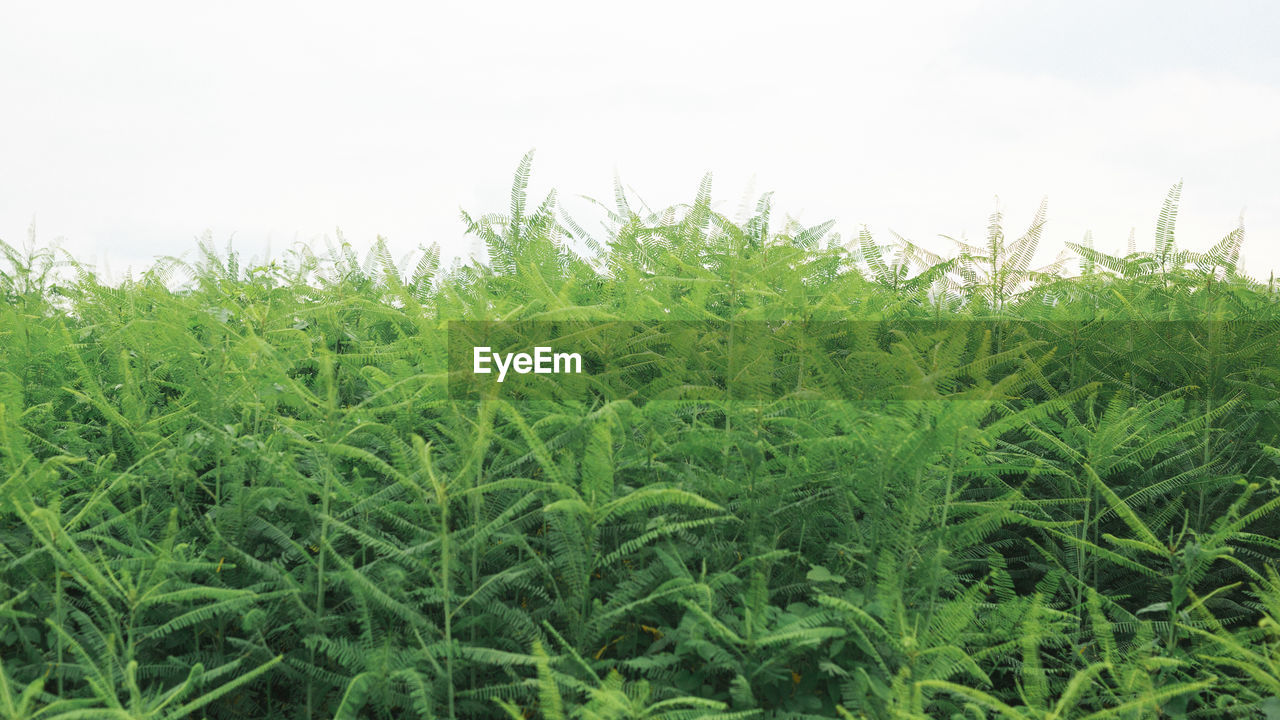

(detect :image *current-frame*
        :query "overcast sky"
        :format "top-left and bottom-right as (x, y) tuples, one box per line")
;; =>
(3, 1), (1278, 281)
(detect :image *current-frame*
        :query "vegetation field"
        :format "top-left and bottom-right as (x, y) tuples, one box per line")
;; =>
(2, 159), (1279, 719)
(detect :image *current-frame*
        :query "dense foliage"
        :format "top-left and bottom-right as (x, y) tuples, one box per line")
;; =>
(2, 157), (1279, 719)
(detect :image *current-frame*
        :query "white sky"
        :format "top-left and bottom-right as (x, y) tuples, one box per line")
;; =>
(3, 1), (1278, 281)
